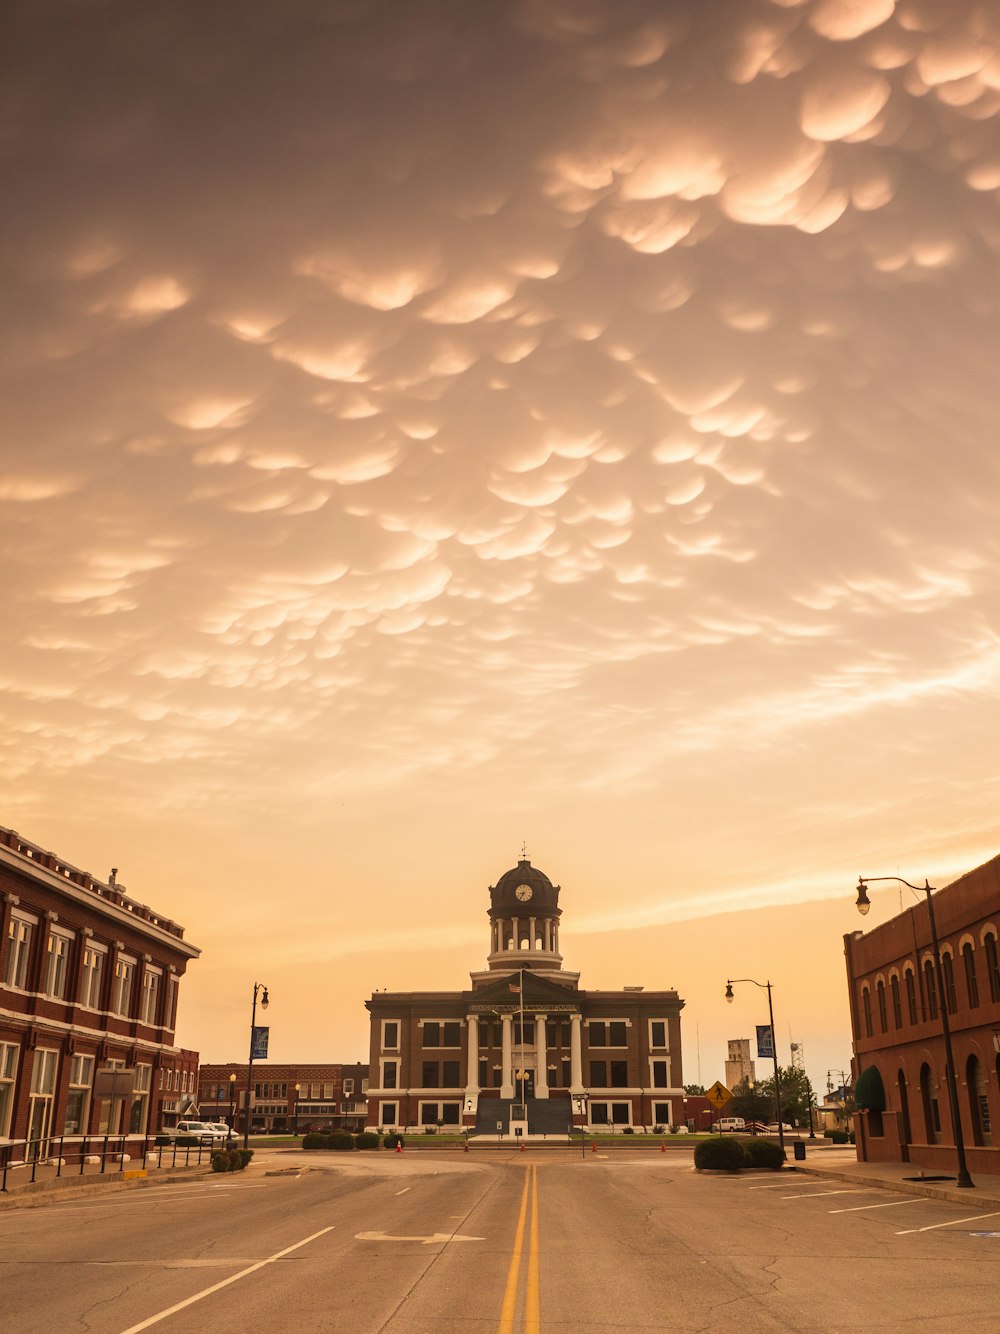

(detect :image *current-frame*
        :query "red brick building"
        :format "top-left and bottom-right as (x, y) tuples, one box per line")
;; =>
(845, 853), (1000, 1175)
(0, 825), (200, 1151)
(198, 1063), (369, 1133)
(365, 857), (685, 1136)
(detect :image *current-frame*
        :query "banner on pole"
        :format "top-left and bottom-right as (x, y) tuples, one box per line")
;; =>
(251, 1026), (270, 1059)
(756, 1024), (774, 1059)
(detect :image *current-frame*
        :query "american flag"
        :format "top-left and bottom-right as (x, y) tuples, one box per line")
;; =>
(508, 981), (520, 993)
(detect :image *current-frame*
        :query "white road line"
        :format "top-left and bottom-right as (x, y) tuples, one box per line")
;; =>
(779, 1190), (862, 1200)
(896, 1210), (1000, 1235)
(116, 1225), (335, 1333)
(747, 1183), (816, 1191)
(829, 1199), (921, 1214)
(395, 1188), (411, 1196)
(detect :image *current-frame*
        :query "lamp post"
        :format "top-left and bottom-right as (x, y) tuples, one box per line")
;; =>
(294, 1083), (301, 1137)
(726, 978), (785, 1156)
(575, 1093), (589, 1158)
(855, 876), (973, 1189)
(243, 981), (269, 1152)
(228, 1072), (237, 1130)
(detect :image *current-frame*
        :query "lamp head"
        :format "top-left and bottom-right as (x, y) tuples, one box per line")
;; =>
(229, 1072), (236, 1084)
(855, 879), (871, 916)
(261, 986), (269, 1009)
(724, 982), (734, 1004)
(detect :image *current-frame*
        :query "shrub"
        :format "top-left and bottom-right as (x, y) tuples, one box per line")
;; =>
(355, 1131), (380, 1150)
(829, 1130), (849, 1145)
(211, 1150), (231, 1173)
(302, 1132), (329, 1150)
(423, 1126), (437, 1134)
(237, 1149), (253, 1169)
(654, 1125), (665, 1135)
(622, 1126), (635, 1135)
(694, 1136), (746, 1172)
(742, 1139), (785, 1169)
(383, 1133), (405, 1150)
(328, 1130), (355, 1151)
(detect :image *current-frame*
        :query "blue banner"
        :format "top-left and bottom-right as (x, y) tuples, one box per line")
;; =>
(756, 1024), (774, 1059)
(251, 1025), (269, 1059)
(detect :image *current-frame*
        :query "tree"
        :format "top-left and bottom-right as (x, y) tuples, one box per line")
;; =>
(683, 1083), (705, 1096)
(755, 1066), (815, 1127)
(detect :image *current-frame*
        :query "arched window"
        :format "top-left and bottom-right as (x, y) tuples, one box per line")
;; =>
(876, 980), (888, 1033)
(920, 1063), (939, 1145)
(862, 986), (873, 1038)
(985, 932), (1000, 1004)
(963, 943), (979, 1009)
(923, 960), (939, 1020)
(967, 1055), (992, 1147)
(889, 975), (902, 1029)
(904, 969), (919, 1025)
(941, 952), (958, 1014)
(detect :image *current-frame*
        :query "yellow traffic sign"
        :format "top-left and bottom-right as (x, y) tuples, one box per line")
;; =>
(705, 1080), (732, 1110)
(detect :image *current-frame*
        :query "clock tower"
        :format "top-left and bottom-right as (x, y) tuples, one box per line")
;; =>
(471, 856), (578, 988)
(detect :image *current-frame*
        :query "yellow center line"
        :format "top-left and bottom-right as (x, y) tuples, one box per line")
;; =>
(526, 1165), (540, 1334)
(498, 1166), (532, 1334)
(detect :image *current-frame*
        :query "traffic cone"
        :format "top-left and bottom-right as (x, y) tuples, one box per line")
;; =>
(661, 1142), (667, 1153)
(520, 1141), (526, 1152)
(591, 1141), (597, 1153)
(395, 1139), (403, 1154)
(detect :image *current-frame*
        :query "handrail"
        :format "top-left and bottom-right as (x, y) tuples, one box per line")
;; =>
(0, 1130), (218, 1193)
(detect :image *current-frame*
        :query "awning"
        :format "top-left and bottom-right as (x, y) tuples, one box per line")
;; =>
(854, 1065), (885, 1113)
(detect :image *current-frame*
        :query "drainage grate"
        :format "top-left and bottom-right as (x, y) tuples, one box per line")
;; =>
(902, 1174), (954, 1182)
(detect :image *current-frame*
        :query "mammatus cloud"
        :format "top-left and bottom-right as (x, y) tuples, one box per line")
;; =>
(2, 0), (1000, 930)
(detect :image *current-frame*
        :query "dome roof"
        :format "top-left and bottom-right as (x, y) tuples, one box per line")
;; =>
(491, 858), (558, 904)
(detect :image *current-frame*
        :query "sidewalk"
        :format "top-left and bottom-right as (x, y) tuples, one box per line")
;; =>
(0, 1150), (212, 1209)
(791, 1145), (1000, 1209)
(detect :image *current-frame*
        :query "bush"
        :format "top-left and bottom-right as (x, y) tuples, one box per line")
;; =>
(383, 1133), (404, 1150)
(694, 1136), (746, 1172)
(211, 1150), (231, 1173)
(328, 1130), (355, 1151)
(654, 1125), (665, 1135)
(302, 1132), (329, 1150)
(742, 1139), (785, 1169)
(355, 1131), (380, 1150)
(829, 1130), (849, 1144)
(622, 1126), (635, 1135)
(211, 1147), (253, 1172)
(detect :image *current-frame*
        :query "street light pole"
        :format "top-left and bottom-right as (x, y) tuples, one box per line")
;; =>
(243, 981), (269, 1152)
(726, 978), (785, 1156)
(856, 876), (973, 1189)
(228, 1072), (236, 1130)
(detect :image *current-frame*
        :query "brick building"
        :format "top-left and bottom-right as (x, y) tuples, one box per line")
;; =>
(365, 857), (685, 1135)
(845, 853), (1000, 1174)
(0, 825), (200, 1151)
(198, 1063), (369, 1133)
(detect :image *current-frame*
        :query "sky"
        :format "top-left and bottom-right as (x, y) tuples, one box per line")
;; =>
(4, 0), (1000, 1095)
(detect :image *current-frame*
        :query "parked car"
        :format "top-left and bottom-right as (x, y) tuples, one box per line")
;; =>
(765, 1122), (793, 1133)
(711, 1117), (746, 1132)
(172, 1120), (236, 1142)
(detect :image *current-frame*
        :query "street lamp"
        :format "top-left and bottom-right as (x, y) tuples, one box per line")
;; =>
(228, 1072), (237, 1130)
(726, 978), (786, 1156)
(855, 876), (973, 1189)
(244, 981), (269, 1152)
(294, 1083), (301, 1137)
(574, 1093), (589, 1158)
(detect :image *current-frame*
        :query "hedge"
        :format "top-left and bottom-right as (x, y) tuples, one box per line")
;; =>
(694, 1135), (746, 1171)
(741, 1138), (785, 1169)
(211, 1148), (254, 1173)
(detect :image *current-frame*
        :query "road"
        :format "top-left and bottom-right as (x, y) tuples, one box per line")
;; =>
(3, 1149), (1000, 1332)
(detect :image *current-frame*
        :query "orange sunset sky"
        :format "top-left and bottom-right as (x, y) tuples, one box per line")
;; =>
(4, 0), (1000, 1093)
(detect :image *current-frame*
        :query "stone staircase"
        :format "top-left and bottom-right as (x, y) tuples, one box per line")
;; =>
(473, 1096), (573, 1137)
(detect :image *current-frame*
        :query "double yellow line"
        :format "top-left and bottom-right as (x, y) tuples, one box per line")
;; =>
(498, 1164), (540, 1334)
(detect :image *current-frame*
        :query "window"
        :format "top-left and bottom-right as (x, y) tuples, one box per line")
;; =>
(422, 1061), (439, 1088)
(111, 956), (135, 1017)
(43, 930), (72, 999)
(904, 969), (918, 1025)
(652, 1060), (669, 1088)
(985, 933), (1000, 1004)
(28, 1048), (59, 1149)
(423, 1022), (439, 1046)
(589, 1060), (607, 1087)
(80, 946), (105, 1009)
(4, 913), (35, 989)
(610, 1061), (628, 1088)
(0, 1042), (18, 1138)
(890, 976), (902, 1029)
(64, 1054), (94, 1135)
(443, 1060), (460, 1087)
(588, 1101), (630, 1126)
(382, 1021), (399, 1050)
(612, 1103), (629, 1124)
(609, 1022), (627, 1047)
(561, 1059), (571, 1088)
(653, 1102), (672, 1125)
(876, 981), (887, 1033)
(380, 1101), (399, 1127)
(129, 1065), (152, 1134)
(442, 1022), (461, 1047)
(140, 969), (161, 1025)
(547, 1020), (569, 1047)
(862, 987), (873, 1038)
(382, 1060), (398, 1090)
(590, 1021), (627, 1047)
(589, 1022), (606, 1047)
(479, 1058), (489, 1086)
(963, 944), (979, 1009)
(650, 1021), (667, 1049)
(923, 961), (938, 1020)
(941, 953), (957, 1014)
(165, 976), (179, 1029)
(513, 1020), (534, 1044)
(590, 1102), (609, 1124)
(420, 1101), (460, 1125)
(344, 1078), (354, 1095)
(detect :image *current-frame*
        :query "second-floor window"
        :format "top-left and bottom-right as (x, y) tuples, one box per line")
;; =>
(905, 970), (919, 1024)
(890, 975), (903, 1029)
(43, 932), (71, 999)
(963, 944), (979, 1009)
(80, 947), (105, 1008)
(112, 957), (134, 1017)
(140, 969), (160, 1025)
(4, 915), (34, 989)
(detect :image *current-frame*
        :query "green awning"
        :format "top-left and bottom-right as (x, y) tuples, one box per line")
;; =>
(854, 1065), (885, 1113)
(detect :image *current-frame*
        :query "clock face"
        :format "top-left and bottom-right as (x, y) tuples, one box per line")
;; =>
(514, 884), (533, 902)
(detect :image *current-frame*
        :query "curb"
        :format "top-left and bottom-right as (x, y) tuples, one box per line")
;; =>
(790, 1163), (1000, 1210)
(0, 1167), (212, 1210)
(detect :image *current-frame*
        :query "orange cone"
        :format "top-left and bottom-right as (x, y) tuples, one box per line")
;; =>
(395, 1140), (403, 1154)
(661, 1142), (667, 1153)
(520, 1141), (526, 1152)
(591, 1141), (597, 1153)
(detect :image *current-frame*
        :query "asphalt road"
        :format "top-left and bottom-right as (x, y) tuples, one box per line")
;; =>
(3, 1149), (1000, 1333)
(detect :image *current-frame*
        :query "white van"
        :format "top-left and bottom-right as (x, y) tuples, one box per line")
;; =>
(714, 1117), (746, 1132)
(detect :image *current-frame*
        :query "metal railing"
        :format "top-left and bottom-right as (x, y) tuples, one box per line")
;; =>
(0, 1131), (221, 1193)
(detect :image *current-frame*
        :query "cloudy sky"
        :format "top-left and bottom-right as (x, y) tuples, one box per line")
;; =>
(4, 0), (1000, 1088)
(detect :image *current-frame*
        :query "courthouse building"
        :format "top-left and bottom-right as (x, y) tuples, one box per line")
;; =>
(365, 857), (685, 1135)
(0, 825), (200, 1149)
(845, 852), (1000, 1175)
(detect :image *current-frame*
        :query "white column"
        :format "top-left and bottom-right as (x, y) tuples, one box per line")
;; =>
(529, 917), (536, 950)
(535, 1013), (548, 1099)
(570, 1012), (583, 1094)
(464, 1014), (479, 1120)
(500, 1013), (514, 1099)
